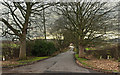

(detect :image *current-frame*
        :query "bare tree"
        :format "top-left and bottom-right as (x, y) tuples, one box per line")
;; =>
(0, 1), (58, 59)
(54, 1), (117, 57)
(1, 2), (34, 59)
(27, 2), (58, 40)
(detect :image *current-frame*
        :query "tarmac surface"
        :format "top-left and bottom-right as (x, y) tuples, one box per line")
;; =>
(2, 50), (99, 73)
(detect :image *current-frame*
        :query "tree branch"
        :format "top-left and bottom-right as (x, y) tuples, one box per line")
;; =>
(1, 18), (21, 37)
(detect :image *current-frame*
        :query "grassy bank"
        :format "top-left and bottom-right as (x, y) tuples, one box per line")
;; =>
(2, 56), (49, 68)
(75, 54), (89, 66)
(75, 54), (119, 73)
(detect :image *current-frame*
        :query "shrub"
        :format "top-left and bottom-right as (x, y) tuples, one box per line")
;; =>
(2, 40), (57, 60)
(2, 42), (19, 60)
(118, 59), (120, 62)
(26, 41), (35, 56)
(85, 43), (120, 60)
(32, 40), (57, 56)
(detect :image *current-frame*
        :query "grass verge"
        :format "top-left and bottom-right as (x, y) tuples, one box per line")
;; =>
(2, 56), (49, 68)
(75, 54), (89, 66)
(75, 54), (119, 73)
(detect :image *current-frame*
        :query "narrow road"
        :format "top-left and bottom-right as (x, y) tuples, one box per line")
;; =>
(3, 50), (97, 73)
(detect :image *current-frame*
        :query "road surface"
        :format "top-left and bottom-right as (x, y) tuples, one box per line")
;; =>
(3, 50), (98, 73)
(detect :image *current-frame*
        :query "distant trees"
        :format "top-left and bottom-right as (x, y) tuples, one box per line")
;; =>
(28, 3), (56, 40)
(50, 16), (79, 49)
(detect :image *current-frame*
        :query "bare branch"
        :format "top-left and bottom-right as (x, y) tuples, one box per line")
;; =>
(1, 18), (21, 37)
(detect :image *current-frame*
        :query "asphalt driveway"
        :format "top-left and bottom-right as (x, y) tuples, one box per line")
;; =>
(2, 50), (98, 73)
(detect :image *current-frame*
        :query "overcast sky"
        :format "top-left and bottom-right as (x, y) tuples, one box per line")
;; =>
(0, 1), (119, 40)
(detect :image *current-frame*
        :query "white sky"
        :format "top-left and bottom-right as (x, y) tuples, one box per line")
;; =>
(0, 1), (119, 40)
(0, 0), (120, 2)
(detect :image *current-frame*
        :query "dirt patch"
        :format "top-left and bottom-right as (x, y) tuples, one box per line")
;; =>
(84, 59), (119, 72)
(2, 61), (20, 66)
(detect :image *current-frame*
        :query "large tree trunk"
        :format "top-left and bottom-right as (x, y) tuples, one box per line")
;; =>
(78, 45), (85, 58)
(19, 35), (26, 60)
